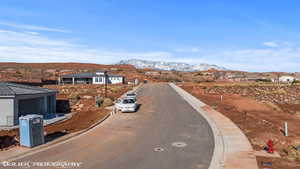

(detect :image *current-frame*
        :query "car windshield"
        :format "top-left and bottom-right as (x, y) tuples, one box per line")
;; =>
(127, 93), (136, 96)
(122, 99), (135, 104)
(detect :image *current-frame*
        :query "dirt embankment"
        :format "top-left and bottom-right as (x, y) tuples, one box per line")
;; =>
(181, 82), (300, 169)
(0, 84), (133, 151)
(205, 83), (300, 104)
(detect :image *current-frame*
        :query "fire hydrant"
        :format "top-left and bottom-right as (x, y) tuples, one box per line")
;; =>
(267, 139), (274, 153)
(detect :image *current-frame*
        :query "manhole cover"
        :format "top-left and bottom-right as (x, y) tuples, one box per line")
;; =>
(172, 142), (187, 148)
(154, 147), (164, 152)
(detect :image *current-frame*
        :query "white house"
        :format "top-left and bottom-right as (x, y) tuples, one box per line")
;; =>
(60, 71), (124, 85)
(279, 76), (295, 83)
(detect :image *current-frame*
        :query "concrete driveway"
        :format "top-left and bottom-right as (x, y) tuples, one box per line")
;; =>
(6, 83), (214, 169)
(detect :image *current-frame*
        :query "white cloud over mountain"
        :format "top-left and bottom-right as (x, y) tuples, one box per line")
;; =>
(0, 22), (299, 72)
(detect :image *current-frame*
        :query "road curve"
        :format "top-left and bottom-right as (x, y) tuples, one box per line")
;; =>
(8, 83), (214, 169)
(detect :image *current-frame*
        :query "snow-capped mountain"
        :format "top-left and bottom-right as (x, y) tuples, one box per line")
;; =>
(119, 59), (227, 71)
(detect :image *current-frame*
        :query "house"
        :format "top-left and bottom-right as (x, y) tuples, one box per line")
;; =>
(0, 83), (57, 126)
(59, 71), (124, 85)
(279, 76), (295, 83)
(225, 74), (246, 82)
(145, 71), (160, 76)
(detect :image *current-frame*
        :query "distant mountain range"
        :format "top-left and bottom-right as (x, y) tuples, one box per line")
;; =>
(118, 59), (227, 72)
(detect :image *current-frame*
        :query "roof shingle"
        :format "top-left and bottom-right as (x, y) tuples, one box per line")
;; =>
(0, 83), (57, 96)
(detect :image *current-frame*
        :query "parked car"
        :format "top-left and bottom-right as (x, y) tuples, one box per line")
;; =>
(125, 93), (137, 99)
(124, 93), (137, 102)
(115, 98), (138, 113)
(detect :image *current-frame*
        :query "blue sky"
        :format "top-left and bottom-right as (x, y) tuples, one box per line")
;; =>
(0, 0), (300, 72)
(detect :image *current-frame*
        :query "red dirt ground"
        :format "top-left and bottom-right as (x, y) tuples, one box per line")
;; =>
(181, 83), (300, 169)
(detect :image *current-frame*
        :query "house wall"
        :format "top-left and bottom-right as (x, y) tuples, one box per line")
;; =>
(60, 77), (73, 84)
(74, 78), (93, 84)
(93, 76), (106, 84)
(279, 76), (295, 82)
(0, 98), (15, 126)
(108, 76), (124, 84)
(61, 77), (93, 84)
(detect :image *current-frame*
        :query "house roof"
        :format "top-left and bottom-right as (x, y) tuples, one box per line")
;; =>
(0, 82), (57, 96)
(61, 72), (123, 78)
(61, 73), (96, 78)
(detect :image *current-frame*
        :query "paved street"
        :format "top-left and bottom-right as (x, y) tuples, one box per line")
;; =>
(7, 83), (214, 169)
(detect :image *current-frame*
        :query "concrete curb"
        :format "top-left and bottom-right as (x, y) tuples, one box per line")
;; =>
(2, 84), (144, 162)
(2, 112), (111, 162)
(169, 83), (258, 169)
(123, 83), (144, 97)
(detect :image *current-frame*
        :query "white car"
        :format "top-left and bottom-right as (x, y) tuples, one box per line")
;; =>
(125, 93), (137, 100)
(115, 98), (138, 113)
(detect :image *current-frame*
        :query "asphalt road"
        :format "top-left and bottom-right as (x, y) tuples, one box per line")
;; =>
(7, 83), (214, 169)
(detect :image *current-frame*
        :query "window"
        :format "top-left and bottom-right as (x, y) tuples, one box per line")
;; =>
(123, 99), (135, 104)
(95, 77), (103, 83)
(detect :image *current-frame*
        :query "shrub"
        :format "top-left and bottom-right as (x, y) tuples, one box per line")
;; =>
(102, 98), (113, 107)
(68, 93), (80, 100)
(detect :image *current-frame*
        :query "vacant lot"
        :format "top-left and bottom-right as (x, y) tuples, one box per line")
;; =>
(181, 82), (300, 169)
(0, 84), (133, 151)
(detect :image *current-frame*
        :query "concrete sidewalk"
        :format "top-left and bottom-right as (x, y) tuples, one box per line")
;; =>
(0, 115), (69, 131)
(169, 83), (259, 169)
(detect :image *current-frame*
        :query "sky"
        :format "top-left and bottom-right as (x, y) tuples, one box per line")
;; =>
(0, 0), (300, 72)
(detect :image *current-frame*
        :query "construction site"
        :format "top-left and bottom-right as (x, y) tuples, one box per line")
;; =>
(0, 83), (133, 150)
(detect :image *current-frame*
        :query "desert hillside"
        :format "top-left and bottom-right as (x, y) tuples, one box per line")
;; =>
(0, 62), (145, 84)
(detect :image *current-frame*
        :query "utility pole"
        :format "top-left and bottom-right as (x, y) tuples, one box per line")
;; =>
(284, 122), (288, 137)
(104, 72), (108, 98)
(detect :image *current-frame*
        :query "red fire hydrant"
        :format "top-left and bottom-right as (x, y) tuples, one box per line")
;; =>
(267, 139), (274, 153)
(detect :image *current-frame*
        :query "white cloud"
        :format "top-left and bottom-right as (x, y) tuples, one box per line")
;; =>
(168, 42), (300, 72)
(263, 41), (279, 48)
(201, 46), (300, 72)
(191, 48), (201, 52)
(173, 48), (185, 52)
(24, 31), (40, 35)
(173, 47), (201, 53)
(0, 21), (298, 72)
(0, 22), (70, 33)
(0, 29), (171, 64)
(0, 29), (74, 47)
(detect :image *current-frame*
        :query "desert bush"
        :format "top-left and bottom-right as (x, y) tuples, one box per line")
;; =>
(282, 145), (300, 161)
(102, 98), (113, 107)
(68, 93), (80, 100)
(264, 101), (282, 112)
(195, 72), (203, 76)
(108, 87), (118, 93)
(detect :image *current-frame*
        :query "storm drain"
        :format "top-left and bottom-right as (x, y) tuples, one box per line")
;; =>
(154, 147), (164, 152)
(172, 142), (187, 148)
